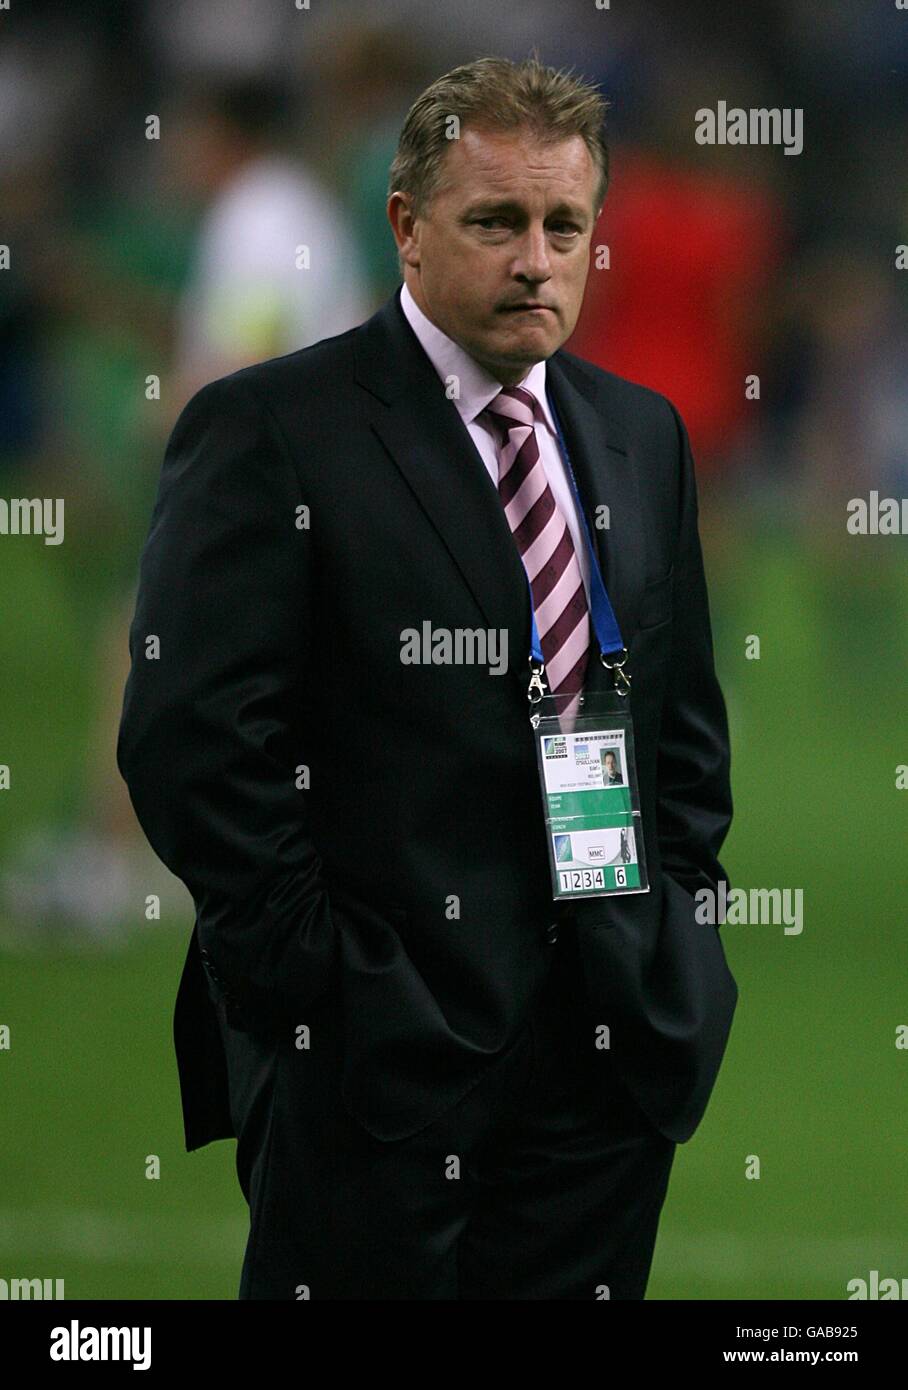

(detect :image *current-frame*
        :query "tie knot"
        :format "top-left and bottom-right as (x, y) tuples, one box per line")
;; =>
(483, 385), (539, 434)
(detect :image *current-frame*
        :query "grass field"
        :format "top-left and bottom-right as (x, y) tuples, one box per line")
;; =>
(2, 528), (905, 1299)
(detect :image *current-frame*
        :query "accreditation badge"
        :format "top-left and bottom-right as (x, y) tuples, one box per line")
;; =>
(530, 688), (650, 901)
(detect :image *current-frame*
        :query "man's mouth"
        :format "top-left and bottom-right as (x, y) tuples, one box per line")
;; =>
(500, 303), (554, 313)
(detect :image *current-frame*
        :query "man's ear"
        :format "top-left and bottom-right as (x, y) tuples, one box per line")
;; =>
(388, 191), (421, 269)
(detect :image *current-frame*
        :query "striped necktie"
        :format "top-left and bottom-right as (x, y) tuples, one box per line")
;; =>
(483, 386), (590, 716)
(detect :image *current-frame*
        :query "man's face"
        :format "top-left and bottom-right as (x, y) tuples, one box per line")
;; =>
(605, 754), (616, 773)
(390, 125), (601, 384)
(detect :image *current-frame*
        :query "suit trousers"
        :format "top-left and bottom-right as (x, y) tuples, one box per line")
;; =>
(220, 919), (677, 1300)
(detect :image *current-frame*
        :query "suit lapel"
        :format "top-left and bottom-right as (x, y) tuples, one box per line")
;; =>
(355, 291), (531, 698)
(354, 291), (648, 699)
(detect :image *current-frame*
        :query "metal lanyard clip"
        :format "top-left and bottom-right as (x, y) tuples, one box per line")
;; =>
(527, 660), (547, 705)
(601, 646), (631, 697)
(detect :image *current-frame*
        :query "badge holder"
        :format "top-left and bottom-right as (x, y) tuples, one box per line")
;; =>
(529, 676), (650, 902)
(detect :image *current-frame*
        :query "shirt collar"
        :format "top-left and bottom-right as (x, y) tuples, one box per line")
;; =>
(399, 281), (557, 437)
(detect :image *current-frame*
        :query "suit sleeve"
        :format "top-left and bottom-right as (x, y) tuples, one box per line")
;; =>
(117, 374), (340, 1029)
(655, 400), (733, 910)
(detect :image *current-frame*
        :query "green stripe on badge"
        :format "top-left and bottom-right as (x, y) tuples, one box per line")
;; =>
(550, 812), (634, 833)
(546, 788), (632, 817)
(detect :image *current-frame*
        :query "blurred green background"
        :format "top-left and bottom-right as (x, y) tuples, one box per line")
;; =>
(1, 0), (906, 1299)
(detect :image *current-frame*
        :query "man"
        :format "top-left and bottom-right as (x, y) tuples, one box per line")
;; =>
(117, 56), (737, 1300)
(602, 750), (624, 785)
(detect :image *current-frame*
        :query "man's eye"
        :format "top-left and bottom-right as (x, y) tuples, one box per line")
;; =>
(475, 217), (508, 230)
(550, 223), (580, 236)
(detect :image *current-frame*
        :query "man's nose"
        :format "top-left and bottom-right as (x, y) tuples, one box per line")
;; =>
(513, 225), (553, 282)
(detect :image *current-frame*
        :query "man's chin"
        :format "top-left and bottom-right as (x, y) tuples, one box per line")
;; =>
(485, 332), (561, 369)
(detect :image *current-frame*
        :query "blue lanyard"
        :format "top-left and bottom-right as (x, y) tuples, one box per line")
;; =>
(523, 385), (625, 667)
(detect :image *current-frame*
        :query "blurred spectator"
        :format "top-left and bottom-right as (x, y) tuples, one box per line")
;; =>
(168, 77), (372, 403)
(569, 148), (785, 477)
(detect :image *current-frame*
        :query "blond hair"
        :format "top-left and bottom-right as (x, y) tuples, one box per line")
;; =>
(388, 54), (610, 226)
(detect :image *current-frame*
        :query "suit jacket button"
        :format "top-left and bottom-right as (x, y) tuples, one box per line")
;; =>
(201, 955), (221, 984)
(544, 923), (559, 945)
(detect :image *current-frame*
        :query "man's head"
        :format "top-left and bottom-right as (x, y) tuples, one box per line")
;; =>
(604, 752), (618, 774)
(387, 56), (610, 385)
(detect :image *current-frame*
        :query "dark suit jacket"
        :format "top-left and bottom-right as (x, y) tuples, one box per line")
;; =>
(117, 286), (737, 1151)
